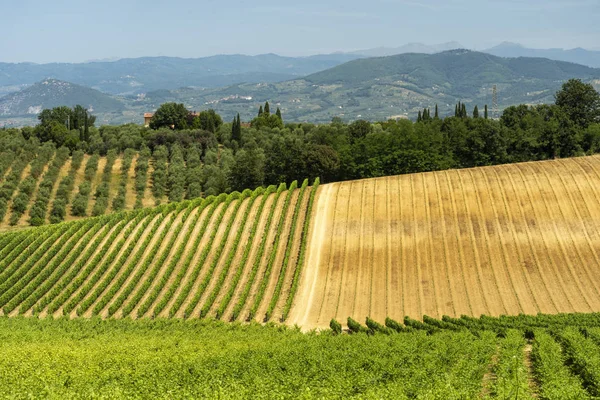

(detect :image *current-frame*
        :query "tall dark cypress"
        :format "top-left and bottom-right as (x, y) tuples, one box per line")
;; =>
(473, 105), (479, 118)
(461, 103), (467, 118)
(434, 104), (439, 119)
(417, 110), (422, 122)
(275, 107), (282, 120)
(264, 101), (270, 116)
(258, 105), (263, 117)
(484, 105), (489, 119)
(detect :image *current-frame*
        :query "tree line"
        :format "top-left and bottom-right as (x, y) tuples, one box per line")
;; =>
(2, 79), (599, 196)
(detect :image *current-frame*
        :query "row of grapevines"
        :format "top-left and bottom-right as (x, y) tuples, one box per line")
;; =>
(489, 329), (534, 399)
(183, 190), (249, 318)
(555, 327), (600, 396)
(282, 177), (320, 320)
(531, 330), (589, 399)
(248, 181), (298, 321)
(214, 187), (269, 319)
(92, 149), (118, 216)
(265, 179), (309, 321)
(229, 184), (281, 321)
(167, 193), (231, 318)
(136, 197), (208, 318)
(61, 208), (160, 315)
(44, 214), (135, 314)
(29, 146), (70, 226)
(0, 220), (87, 310)
(49, 150), (85, 223)
(79, 208), (171, 316)
(112, 149), (136, 211)
(33, 214), (122, 314)
(109, 202), (192, 317)
(152, 196), (222, 317)
(0, 224), (63, 290)
(71, 154), (100, 216)
(199, 188), (261, 318)
(151, 146), (168, 205)
(3, 219), (97, 313)
(134, 146), (151, 208)
(19, 219), (106, 314)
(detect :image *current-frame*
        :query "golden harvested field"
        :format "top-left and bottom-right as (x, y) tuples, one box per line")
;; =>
(288, 155), (600, 329)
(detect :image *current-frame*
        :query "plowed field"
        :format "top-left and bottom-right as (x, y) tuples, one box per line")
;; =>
(287, 156), (600, 329)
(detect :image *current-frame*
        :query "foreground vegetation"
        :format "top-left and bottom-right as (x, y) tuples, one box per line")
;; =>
(2, 313), (600, 398)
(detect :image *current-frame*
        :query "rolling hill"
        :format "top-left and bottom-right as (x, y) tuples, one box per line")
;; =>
(136, 50), (600, 122)
(0, 79), (124, 116)
(2, 156), (600, 330)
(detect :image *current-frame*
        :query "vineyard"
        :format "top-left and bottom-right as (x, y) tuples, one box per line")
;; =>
(3, 313), (600, 398)
(0, 179), (318, 323)
(289, 155), (600, 329)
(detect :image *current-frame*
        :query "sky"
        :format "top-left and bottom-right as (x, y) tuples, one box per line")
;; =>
(2, 0), (599, 63)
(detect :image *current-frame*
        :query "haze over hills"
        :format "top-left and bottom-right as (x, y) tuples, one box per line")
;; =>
(0, 53), (361, 96)
(484, 42), (600, 69)
(1, 50), (599, 126)
(348, 42), (465, 57)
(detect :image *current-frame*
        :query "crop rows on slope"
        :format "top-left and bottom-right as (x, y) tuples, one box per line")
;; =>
(0, 179), (318, 322)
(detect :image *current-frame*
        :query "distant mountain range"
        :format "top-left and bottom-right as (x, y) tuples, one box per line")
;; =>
(2, 50), (598, 127)
(0, 54), (361, 96)
(484, 42), (600, 69)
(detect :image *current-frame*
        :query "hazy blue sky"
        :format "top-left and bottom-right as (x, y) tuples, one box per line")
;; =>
(2, 0), (599, 63)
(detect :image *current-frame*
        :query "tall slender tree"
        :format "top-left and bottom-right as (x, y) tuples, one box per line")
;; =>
(434, 104), (439, 119)
(461, 103), (467, 118)
(258, 105), (263, 117)
(275, 107), (282, 121)
(264, 101), (270, 116)
(484, 105), (489, 119)
(473, 105), (479, 118)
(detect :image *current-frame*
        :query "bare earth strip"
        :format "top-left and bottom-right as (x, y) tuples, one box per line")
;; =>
(286, 184), (331, 328)
(124, 155), (138, 209)
(293, 157), (600, 329)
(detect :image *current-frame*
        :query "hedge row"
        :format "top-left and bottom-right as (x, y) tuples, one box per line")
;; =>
(91, 149), (118, 217)
(49, 150), (84, 224)
(29, 147), (70, 226)
(71, 154), (100, 217)
(112, 148), (136, 212)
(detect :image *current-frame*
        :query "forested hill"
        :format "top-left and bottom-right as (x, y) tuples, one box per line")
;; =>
(304, 49), (598, 86)
(137, 50), (600, 123)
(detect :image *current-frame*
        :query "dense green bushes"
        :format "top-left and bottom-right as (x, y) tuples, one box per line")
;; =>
(29, 146), (70, 226)
(151, 145), (168, 205)
(134, 146), (150, 208)
(91, 149), (117, 216)
(167, 144), (186, 202)
(49, 150), (84, 223)
(111, 148), (135, 211)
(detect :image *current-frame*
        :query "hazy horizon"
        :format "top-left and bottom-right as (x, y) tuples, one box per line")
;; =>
(2, 0), (599, 64)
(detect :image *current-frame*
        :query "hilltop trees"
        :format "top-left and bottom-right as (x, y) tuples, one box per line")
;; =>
(252, 101), (283, 129)
(35, 105), (95, 149)
(555, 78), (600, 128)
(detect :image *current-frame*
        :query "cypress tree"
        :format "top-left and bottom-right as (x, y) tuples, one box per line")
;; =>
(275, 107), (282, 120)
(484, 104), (488, 119)
(232, 113), (241, 142)
(258, 105), (263, 117)
(455, 103), (459, 117)
(473, 105), (479, 118)
(434, 104), (439, 119)
(264, 101), (270, 116)
(461, 103), (467, 118)
(417, 110), (422, 122)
